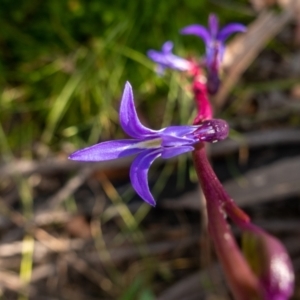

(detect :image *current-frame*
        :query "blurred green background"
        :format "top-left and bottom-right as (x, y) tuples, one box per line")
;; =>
(5, 1), (300, 300)
(0, 0), (250, 159)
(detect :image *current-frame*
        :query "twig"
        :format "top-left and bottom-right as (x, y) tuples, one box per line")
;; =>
(46, 167), (93, 208)
(162, 155), (300, 210)
(157, 265), (225, 300)
(0, 157), (132, 178)
(211, 128), (300, 157)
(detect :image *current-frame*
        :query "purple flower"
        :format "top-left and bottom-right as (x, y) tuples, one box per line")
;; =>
(181, 14), (246, 94)
(147, 41), (192, 74)
(69, 82), (229, 206)
(181, 14), (246, 68)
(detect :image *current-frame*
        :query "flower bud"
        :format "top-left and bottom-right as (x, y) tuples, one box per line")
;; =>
(194, 119), (229, 143)
(242, 230), (294, 300)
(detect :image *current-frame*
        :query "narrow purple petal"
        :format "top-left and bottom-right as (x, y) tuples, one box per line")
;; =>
(120, 82), (157, 139)
(208, 14), (219, 38)
(147, 49), (191, 72)
(130, 150), (161, 206)
(217, 23), (247, 42)
(160, 125), (199, 137)
(167, 56), (191, 71)
(160, 125), (199, 146)
(180, 25), (211, 45)
(68, 139), (143, 161)
(147, 50), (164, 64)
(162, 135), (196, 147)
(162, 41), (173, 53)
(161, 146), (194, 159)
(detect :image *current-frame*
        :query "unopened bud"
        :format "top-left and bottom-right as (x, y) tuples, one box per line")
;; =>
(194, 119), (229, 143)
(242, 230), (294, 300)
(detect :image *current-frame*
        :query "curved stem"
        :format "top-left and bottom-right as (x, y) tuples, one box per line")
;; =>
(192, 144), (262, 300)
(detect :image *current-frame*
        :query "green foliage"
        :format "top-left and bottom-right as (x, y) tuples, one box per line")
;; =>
(0, 0), (250, 155)
(119, 276), (155, 300)
(0, 1), (256, 298)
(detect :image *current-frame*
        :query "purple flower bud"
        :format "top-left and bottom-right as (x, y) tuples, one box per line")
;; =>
(243, 229), (294, 300)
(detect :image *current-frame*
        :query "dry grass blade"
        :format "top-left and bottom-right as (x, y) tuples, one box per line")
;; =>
(0, 237), (85, 259)
(225, 155), (300, 206)
(46, 167), (93, 208)
(162, 156), (300, 210)
(85, 235), (198, 264)
(2, 127), (298, 182)
(0, 270), (28, 293)
(216, 7), (294, 109)
(157, 265), (226, 300)
(211, 128), (300, 157)
(0, 157), (132, 178)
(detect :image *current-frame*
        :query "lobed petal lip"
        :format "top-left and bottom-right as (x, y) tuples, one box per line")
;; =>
(130, 149), (162, 206)
(120, 82), (157, 139)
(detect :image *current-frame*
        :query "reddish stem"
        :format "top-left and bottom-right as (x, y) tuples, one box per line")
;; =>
(193, 144), (263, 300)
(192, 76), (213, 124)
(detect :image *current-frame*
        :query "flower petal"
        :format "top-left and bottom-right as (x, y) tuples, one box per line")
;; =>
(217, 23), (247, 42)
(120, 82), (157, 139)
(130, 149), (161, 206)
(162, 41), (173, 53)
(161, 125), (199, 137)
(208, 14), (219, 38)
(161, 146), (194, 159)
(159, 125), (199, 146)
(147, 49), (191, 72)
(161, 135), (196, 147)
(180, 25), (210, 45)
(69, 139), (143, 161)
(147, 50), (165, 64)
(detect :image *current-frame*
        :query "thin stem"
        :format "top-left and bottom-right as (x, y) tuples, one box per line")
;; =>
(192, 144), (262, 300)
(192, 76), (213, 124)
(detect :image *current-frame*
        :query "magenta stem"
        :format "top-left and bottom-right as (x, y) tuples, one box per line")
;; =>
(193, 144), (262, 299)
(192, 77), (213, 124)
